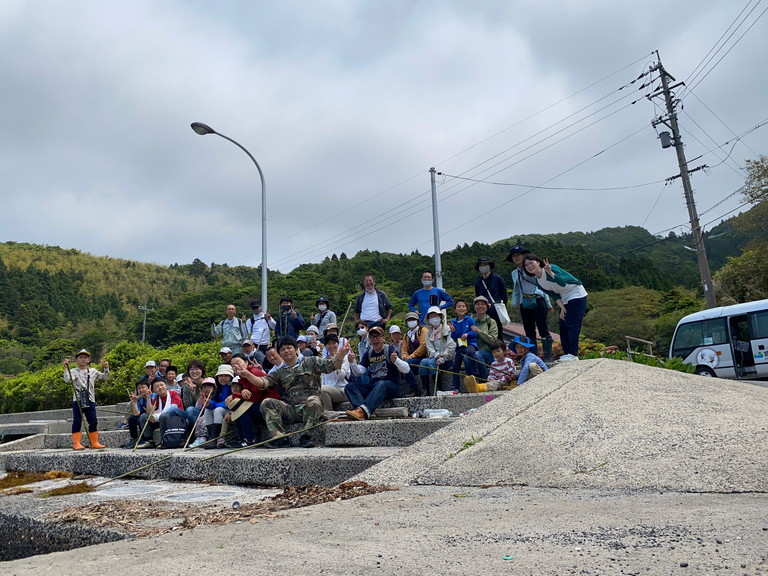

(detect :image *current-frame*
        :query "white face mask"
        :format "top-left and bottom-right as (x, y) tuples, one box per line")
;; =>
(357, 328), (367, 337)
(406, 320), (418, 329)
(428, 317), (442, 327)
(306, 334), (316, 342)
(422, 280), (432, 287)
(318, 304), (327, 311)
(479, 265), (491, 274)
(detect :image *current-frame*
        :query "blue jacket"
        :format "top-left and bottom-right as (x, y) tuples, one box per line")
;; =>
(450, 316), (478, 347)
(409, 287), (455, 324)
(517, 352), (548, 385)
(207, 384), (232, 410)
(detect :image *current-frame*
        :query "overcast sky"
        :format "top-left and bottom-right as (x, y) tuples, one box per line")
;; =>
(1, 0), (766, 272)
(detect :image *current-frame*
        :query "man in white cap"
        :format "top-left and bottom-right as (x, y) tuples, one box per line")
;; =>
(219, 347), (233, 365)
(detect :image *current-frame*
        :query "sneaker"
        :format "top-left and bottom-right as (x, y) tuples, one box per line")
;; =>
(116, 423), (128, 430)
(240, 439), (258, 448)
(121, 439), (138, 449)
(136, 440), (155, 449)
(264, 436), (291, 449)
(189, 437), (207, 448)
(559, 354), (579, 362)
(298, 434), (315, 448)
(225, 436), (243, 448)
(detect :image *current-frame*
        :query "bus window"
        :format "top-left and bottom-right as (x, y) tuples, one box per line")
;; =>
(671, 318), (728, 358)
(751, 311), (768, 339)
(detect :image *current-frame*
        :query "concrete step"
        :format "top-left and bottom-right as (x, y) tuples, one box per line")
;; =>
(323, 418), (451, 447)
(0, 404), (130, 424)
(0, 417), (127, 439)
(0, 444), (399, 488)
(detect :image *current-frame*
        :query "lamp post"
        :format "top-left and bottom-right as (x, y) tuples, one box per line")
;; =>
(190, 122), (268, 311)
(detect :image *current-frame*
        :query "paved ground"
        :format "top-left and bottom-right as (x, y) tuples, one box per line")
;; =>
(2, 359), (767, 574)
(4, 485), (767, 575)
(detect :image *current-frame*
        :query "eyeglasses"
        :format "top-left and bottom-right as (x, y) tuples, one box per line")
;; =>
(369, 333), (384, 339)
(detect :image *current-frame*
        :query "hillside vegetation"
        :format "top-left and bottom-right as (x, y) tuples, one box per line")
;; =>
(1, 189), (766, 413)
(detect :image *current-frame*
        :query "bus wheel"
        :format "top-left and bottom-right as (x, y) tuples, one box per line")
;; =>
(694, 366), (716, 377)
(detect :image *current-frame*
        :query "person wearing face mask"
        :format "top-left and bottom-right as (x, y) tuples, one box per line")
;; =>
(506, 245), (554, 362)
(473, 257), (509, 338)
(274, 297), (307, 340)
(401, 312), (428, 396)
(312, 297), (337, 336)
(241, 299), (275, 358)
(418, 307), (456, 395)
(355, 320), (372, 360)
(301, 325), (323, 357)
(409, 270), (455, 325)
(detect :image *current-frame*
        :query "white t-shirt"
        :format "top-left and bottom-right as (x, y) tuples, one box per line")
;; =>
(360, 291), (381, 322)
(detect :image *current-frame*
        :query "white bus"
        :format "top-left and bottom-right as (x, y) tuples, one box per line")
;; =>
(669, 298), (768, 379)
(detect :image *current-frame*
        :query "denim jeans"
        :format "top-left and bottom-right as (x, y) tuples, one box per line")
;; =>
(185, 406), (200, 428)
(475, 349), (494, 380)
(452, 345), (479, 389)
(345, 379), (401, 416)
(559, 296), (587, 357)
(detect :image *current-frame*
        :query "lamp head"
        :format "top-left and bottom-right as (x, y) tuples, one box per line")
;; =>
(191, 122), (215, 135)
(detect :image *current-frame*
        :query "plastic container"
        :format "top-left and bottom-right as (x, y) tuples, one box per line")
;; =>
(423, 408), (453, 419)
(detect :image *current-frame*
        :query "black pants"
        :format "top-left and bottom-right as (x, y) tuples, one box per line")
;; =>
(520, 298), (550, 348)
(72, 400), (98, 433)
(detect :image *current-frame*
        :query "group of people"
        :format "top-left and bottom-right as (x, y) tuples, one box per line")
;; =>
(64, 246), (587, 450)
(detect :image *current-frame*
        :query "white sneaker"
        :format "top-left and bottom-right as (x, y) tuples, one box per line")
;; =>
(189, 437), (206, 448)
(558, 354), (579, 362)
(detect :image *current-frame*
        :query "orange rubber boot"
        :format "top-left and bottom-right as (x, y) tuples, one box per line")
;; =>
(71, 433), (85, 450)
(87, 431), (106, 449)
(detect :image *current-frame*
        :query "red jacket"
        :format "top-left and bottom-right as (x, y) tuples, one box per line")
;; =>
(151, 389), (184, 411)
(240, 366), (281, 403)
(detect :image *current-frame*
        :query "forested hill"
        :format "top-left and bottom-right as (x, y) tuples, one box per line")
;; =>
(0, 207), (759, 374)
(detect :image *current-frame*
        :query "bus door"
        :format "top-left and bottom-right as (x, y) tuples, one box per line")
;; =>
(728, 315), (756, 378)
(749, 309), (768, 378)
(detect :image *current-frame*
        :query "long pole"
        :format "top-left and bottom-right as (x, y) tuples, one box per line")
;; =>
(654, 55), (716, 308)
(430, 167), (444, 289)
(191, 123), (268, 311)
(212, 131), (268, 311)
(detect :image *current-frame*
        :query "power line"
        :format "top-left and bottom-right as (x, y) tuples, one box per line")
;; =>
(438, 173), (666, 191)
(684, 0), (768, 94)
(686, 89), (760, 158)
(409, 123), (651, 253)
(271, 65), (652, 269)
(241, 54), (657, 270)
(683, 0), (761, 90)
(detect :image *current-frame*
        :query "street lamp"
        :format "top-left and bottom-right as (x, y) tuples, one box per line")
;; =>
(190, 122), (269, 312)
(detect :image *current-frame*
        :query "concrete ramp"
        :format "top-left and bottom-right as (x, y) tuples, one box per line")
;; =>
(355, 358), (768, 492)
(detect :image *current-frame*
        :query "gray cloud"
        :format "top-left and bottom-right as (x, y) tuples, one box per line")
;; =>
(0, 0), (765, 273)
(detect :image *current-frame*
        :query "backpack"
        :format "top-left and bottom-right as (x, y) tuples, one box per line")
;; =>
(160, 411), (188, 449)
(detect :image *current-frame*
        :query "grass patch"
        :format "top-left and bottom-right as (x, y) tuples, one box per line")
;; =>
(447, 435), (483, 459)
(39, 481), (96, 498)
(0, 470), (73, 489)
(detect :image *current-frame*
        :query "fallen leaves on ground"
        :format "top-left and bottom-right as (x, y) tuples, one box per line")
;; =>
(45, 481), (397, 537)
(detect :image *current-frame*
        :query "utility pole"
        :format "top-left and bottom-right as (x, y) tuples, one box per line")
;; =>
(429, 167), (444, 289)
(648, 52), (716, 308)
(138, 303), (154, 345)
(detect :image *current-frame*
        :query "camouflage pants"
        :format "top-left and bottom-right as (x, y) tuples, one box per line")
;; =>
(260, 396), (323, 437)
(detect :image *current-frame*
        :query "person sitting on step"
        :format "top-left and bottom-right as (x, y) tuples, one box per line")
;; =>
(345, 325), (408, 420)
(511, 336), (548, 385)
